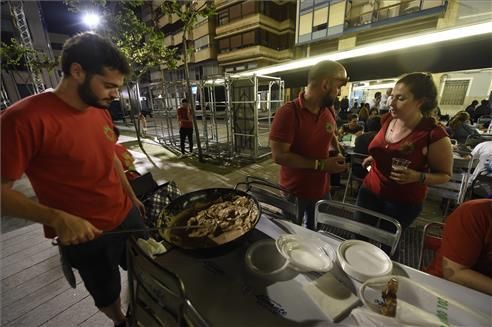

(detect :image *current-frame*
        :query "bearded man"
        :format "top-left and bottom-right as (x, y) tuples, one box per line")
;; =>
(269, 60), (348, 230)
(1, 32), (144, 327)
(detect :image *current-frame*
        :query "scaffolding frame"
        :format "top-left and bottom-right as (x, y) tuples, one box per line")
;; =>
(136, 74), (284, 163)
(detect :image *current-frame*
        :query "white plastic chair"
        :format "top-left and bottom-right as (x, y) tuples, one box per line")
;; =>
(315, 200), (402, 257)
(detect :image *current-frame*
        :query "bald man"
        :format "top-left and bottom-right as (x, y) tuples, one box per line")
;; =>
(270, 60), (348, 230)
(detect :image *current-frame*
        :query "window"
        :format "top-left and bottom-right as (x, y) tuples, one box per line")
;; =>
(194, 35), (209, 52)
(229, 4), (242, 21)
(313, 7), (328, 29)
(328, 1), (345, 27)
(218, 38), (230, 51)
(242, 30), (255, 46)
(218, 9), (229, 25)
(230, 34), (242, 49)
(242, 1), (256, 16)
(299, 13), (313, 36)
(440, 80), (470, 105)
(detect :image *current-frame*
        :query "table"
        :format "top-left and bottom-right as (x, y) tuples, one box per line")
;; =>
(155, 216), (491, 326)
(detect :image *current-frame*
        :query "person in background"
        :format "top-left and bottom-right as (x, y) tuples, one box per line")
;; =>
(474, 99), (490, 122)
(368, 91), (382, 112)
(448, 111), (480, 144)
(357, 72), (452, 236)
(340, 113), (364, 137)
(470, 140), (492, 183)
(1, 32), (144, 327)
(113, 126), (140, 181)
(270, 60), (348, 230)
(380, 88), (393, 112)
(358, 104), (370, 123)
(177, 98), (193, 156)
(340, 95), (349, 121)
(369, 107), (379, 119)
(427, 199), (492, 295)
(465, 100), (479, 120)
(350, 101), (359, 114)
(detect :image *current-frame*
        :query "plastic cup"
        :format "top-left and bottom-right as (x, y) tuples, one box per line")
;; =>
(392, 158), (411, 171)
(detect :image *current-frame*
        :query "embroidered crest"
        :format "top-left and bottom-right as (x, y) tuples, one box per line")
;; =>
(325, 122), (335, 134)
(104, 125), (116, 142)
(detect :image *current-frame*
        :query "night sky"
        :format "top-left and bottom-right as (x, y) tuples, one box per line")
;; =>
(40, 1), (87, 36)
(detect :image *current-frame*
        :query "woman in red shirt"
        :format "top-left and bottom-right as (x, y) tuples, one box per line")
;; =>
(357, 73), (453, 242)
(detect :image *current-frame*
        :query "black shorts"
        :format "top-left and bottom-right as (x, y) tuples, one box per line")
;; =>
(64, 206), (146, 308)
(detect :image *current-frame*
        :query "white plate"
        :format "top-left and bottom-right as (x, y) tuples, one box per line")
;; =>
(275, 234), (335, 272)
(337, 240), (392, 282)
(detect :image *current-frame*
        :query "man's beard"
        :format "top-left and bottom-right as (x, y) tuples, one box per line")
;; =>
(320, 93), (335, 108)
(78, 76), (113, 109)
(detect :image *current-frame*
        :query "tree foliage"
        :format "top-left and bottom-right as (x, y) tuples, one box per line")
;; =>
(0, 38), (58, 73)
(64, 0), (177, 80)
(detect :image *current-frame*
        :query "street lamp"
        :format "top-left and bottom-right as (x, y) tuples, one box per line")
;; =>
(82, 12), (100, 30)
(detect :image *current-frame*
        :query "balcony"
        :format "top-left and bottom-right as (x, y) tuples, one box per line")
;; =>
(193, 47), (217, 63)
(217, 45), (294, 65)
(346, 0), (447, 31)
(216, 14), (294, 38)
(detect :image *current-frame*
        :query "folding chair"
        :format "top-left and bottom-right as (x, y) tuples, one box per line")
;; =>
(342, 153), (368, 203)
(417, 222), (444, 271)
(235, 176), (303, 225)
(127, 236), (209, 327)
(129, 172), (181, 228)
(315, 200), (402, 257)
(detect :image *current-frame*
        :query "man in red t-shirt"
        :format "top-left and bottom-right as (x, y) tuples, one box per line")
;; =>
(177, 98), (193, 155)
(427, 199), (492, 295)
(1, 33), (143, 326)
(269, 60), (348, 230)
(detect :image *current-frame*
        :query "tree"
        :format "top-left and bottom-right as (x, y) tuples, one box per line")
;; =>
(0, 38), (58, 94)
(64, 0), (178, 162)
(158, 0), (216, 162)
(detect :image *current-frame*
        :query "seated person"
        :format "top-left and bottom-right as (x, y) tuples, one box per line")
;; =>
(339, 114), (363, 138)
(113, 126), (140, 180)
(427, 199), (492, 295)
(358, 105), (369, 123)
(368, 108), (379, 119)
(352, 116), (381, 179)
(448, 111), (480, 144)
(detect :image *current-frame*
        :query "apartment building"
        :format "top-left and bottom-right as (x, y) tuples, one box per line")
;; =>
(214, 0), (297, 73)
(150, 0), (220, 83)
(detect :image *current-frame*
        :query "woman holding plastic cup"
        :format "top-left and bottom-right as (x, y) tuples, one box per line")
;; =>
(356, 73), (453, 236)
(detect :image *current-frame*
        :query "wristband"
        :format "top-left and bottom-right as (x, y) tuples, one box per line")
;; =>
(420, 172), (426, 184)
(314, 159), (318, 170)
(319, 159), (326, 171)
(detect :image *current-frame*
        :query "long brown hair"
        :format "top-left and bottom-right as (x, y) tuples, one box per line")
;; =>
(396, 72), (438, 118)
(449, 111), (470, 130)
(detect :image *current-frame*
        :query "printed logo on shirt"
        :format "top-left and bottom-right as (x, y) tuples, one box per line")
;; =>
(325, 122), (335, 134)
(104, 125), (116, 143)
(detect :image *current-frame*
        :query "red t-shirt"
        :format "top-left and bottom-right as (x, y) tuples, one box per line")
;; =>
(115, 143), (139, 180)
(269, 92), (337, 200)
(1, 92), (133, 237)
(177, 106), (192, 128)
(427, 199), (492, 278)
(363, 114), (448, 204)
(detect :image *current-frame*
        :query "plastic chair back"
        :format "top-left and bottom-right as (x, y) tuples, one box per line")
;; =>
(418, 222), (444, 271)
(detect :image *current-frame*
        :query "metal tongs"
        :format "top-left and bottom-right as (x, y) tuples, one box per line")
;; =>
(102, 224), (206, 236)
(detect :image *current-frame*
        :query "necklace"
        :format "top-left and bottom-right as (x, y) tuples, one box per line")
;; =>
(385, 119), (397, 148)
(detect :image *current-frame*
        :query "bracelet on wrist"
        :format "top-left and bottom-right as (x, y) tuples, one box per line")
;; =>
(419, 172), (427, 184)
(314, 159), (319, 170)
(319, 159), (326, 171)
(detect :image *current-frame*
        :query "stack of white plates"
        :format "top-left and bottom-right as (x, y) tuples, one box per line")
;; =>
(336, 240), (393, 282)
(275, 234), (336, 272)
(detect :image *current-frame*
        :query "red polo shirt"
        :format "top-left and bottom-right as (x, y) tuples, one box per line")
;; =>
(427, 199), (492, 278)
(269, 92), (337, 200)
(1, 92), (133, 237)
